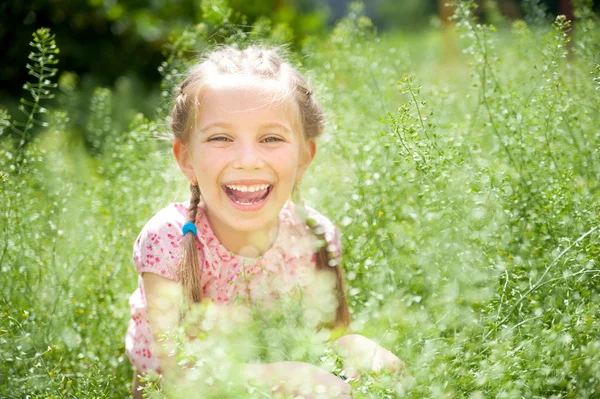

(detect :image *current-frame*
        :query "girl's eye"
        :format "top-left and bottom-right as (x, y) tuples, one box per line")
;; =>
(208, 136), (231, 142)
(262, 136), (282, 143)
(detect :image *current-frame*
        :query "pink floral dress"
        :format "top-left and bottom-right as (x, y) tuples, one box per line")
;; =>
(125, 200), (341, 373)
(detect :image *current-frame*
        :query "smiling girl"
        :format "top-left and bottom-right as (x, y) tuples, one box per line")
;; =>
(126, 46), (402, 398)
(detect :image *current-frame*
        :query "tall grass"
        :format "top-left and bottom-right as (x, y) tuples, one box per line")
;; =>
(1, 1), (599, 397)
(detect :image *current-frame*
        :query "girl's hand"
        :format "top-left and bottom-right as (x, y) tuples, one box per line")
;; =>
(334, 334), (405, 379)
(244, 361), (351, 399)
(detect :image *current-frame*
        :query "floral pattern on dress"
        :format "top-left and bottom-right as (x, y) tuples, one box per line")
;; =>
(125, 200), (341, 373)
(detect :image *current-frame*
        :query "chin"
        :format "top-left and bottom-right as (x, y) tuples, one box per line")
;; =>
(228, 218), (274, 232)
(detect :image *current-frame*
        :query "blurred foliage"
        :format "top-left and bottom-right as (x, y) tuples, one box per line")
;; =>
(2, 0), (598, 103)
(0, 0), (330, 146)
(2, 0), (600, 397)
(369, 0), (439, 29)
(1, 0), (598, 145)
(0, 0), (327, 100)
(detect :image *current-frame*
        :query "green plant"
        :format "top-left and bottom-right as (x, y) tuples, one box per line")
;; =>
(2, 2), (600, 398)
(10, 28), (59, 171)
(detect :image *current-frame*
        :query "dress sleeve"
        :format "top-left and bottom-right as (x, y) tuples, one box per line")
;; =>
(132, 211), (183, 281)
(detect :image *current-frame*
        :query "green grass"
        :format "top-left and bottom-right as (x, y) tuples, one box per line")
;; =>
(1, 1), (600, 397)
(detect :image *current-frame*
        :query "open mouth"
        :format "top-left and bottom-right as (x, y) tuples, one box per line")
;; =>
(223, 184), (273, 206)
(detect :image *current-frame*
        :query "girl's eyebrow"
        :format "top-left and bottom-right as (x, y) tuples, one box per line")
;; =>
(198, 122), (233, 132)
(199, 122), (293, 135)
(260, 122), (293, 135)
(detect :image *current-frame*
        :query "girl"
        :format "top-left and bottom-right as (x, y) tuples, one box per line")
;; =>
(126, 45), (402, 398)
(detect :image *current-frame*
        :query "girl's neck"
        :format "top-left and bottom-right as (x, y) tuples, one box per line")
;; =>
(204, 209), (279, 259)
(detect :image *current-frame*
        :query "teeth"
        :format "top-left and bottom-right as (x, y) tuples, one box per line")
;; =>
(226, 184), (270, 192)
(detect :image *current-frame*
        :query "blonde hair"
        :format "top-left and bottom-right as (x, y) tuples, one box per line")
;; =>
(171, 45), (350, 328)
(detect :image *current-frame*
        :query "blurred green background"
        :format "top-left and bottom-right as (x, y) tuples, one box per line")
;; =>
(2, 0), (598, 129)
(2, 0), (600, 397)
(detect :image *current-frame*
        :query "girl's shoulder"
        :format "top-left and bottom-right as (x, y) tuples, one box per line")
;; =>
(282, 201), (337, 235)
(286, 201), (342, 258)
(302, 203), (338, 234)
(138, 202), (189, 231)
(132, 202), (191, 280)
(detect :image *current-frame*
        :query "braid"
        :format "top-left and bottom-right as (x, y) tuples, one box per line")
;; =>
(188, 184), (201, 222)
(309, 221), (351, 329)
(295, 196), (351, 329)
(178, 184), (203, 304)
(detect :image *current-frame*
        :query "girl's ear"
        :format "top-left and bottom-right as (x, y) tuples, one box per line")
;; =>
(306, 138), (317, 163)
(173, 140), (197, 183)
(297, 138), (317, 183)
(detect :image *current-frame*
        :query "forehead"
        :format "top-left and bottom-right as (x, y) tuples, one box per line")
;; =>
(196, 75), (299, 129)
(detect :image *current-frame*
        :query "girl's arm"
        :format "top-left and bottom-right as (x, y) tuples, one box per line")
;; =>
(143, 273), (181, 368)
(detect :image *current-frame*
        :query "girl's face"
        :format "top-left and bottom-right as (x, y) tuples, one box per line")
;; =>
(174, 75), (316, 238)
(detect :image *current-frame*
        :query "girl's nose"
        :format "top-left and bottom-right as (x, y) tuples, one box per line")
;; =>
(232, 141), (265, 170)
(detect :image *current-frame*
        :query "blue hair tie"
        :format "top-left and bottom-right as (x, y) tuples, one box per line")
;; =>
(182, 222), (197, 237)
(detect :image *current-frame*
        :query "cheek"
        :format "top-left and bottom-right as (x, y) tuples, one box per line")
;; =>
(190, 148), (224, 190)
(195, 144), (220, 162)
(193, 145), (228, 172)
(191, 142), (303, 182)
(269, 148), (301, 177)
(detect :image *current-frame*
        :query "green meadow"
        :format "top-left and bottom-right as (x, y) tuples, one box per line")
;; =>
(1, 1), (600, 397)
